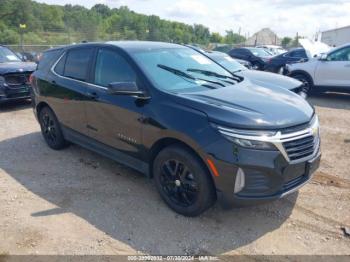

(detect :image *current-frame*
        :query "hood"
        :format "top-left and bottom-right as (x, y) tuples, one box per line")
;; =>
(299, 38), (331, 58)
(0, 62), (36, 75)
(236, 70), (302, 91)
(176, 79), (313, 129)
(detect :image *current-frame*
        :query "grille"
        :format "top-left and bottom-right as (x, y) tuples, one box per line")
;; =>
(4, 73), (31, 88)
(283, 135), (318, 161)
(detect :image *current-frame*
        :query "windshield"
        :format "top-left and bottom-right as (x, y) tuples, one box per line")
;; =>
(210, 54), (246, 72)
(0, 47), (21, 63)
(131, 47), (234, 92)
(247, 48), (272, 57)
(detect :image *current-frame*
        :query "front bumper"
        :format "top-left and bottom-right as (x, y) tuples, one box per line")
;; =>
(210, 145), (321, 207)
(204, 121), (321, 207)
(225, 151), (320, 206)
(0, 84), (31, 103)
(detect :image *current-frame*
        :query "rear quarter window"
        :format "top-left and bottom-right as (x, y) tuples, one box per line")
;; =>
(38, 49), (63, 72)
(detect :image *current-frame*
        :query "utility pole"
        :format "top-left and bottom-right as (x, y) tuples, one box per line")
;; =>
(19, 23), (26, 52)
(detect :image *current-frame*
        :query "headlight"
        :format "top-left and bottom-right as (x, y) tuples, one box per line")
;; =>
(227, 137), (276, 150)
(213, 124), (277, 150)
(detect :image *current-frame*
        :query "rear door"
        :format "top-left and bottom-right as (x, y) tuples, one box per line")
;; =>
(314, 46), (350, 87)
(85, 47), (145, 159)
(47, 47), (94, 135)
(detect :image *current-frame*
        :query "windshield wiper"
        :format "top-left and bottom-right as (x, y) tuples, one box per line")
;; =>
(158, 64), (196, 80)
(187, 68), (241, 83)
(157, 64), (225, 88)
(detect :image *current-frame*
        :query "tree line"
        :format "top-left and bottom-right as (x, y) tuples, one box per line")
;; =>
(0, 0), (246, 46)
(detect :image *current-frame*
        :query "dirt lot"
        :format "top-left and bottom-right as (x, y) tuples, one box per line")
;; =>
(0, 93), (349, 256)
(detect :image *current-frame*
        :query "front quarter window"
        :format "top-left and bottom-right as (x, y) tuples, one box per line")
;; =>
(94, 48), (136, 87)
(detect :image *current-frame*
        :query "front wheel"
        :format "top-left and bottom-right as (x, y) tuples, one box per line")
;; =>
(153, 145), (216, 216)
(293, 73), (313, 95)
(39, 107), (68, 150)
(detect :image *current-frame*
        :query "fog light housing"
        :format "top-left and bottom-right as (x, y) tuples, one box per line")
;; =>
(234, 168), (245, 193)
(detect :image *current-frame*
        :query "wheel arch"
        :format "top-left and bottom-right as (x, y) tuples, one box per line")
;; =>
(289, 70), (314, 87)
(36, 101), (52, 116)
(148, 137), (216, 192)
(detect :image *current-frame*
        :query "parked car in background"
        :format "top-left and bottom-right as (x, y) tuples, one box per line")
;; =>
(185, 45), (252, 69)
(229, 47), (273, 70)
(235, 58), (252, 69)
(0, 46), (36, 103)
(20, 51), (41, 63)
(286, 43), (350, 94)
(256, 45), (287, 55)
(31, 42), (320, 216)
(188, 48), (307, 97)
(265, 48), (309, 74)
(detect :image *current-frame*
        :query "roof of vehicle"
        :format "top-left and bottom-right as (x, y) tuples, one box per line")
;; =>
(327, 42), (350, 53)
(286, 47), (305, 52)
(44, 41), (186, 54)
(256, 45), (283, 49)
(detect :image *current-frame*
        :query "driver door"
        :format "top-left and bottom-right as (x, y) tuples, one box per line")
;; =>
(85, 47), (145, 158)
(314, 46), (350, 87)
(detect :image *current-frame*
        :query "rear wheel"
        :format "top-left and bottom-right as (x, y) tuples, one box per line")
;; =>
(153, 145), (216, 216)
(39, 107), (68, 150)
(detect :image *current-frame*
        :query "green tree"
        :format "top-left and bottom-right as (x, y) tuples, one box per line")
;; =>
(282, 37), (292, 47)
(224, 30), (245, 44)
(210, 32), (223, 43)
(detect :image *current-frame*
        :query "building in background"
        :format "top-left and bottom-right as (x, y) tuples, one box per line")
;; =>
(245, 28), (281, 46)
(321, 25), (350, 47)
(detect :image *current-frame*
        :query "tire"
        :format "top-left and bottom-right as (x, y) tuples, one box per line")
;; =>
(277, 66), (284, 74)
(292, 73), (314, 95)
(153, 145), (216, 216)
(38, 106), (68, 150)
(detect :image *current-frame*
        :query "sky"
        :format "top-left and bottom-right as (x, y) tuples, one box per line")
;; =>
(34, 0), (350, 38)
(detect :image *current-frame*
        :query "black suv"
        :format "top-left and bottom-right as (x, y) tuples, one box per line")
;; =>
(0, 46), (36, 103)
(31, 42), (321, 216)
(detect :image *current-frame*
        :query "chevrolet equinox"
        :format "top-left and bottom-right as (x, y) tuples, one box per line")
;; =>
(30, 42), (321, 216)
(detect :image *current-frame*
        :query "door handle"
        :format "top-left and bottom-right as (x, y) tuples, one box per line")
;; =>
(87, 91), (98, 100)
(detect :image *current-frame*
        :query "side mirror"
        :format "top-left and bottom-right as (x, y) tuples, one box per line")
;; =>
(107, 82), (150, 99)
(319, 53), (328, 61)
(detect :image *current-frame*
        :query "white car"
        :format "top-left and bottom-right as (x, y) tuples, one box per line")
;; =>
(286, 43), (350, 94)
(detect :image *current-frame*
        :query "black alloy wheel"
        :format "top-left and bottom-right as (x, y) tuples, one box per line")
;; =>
(39, 107), (68, 150)
(153, 145), (216, 216)
(160, 159), (198, 207)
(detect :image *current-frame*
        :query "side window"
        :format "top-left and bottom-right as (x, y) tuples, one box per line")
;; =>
(328, 47), (350, 61)
(287, 51), (296, 57)
(288, 50), (306, 59)
(293, 50), (306, 58)
(63, 48), (93, 81)
(94, 48), (136, 87)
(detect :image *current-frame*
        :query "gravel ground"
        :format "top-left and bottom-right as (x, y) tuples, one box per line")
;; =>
(0, 93), (349, 256)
